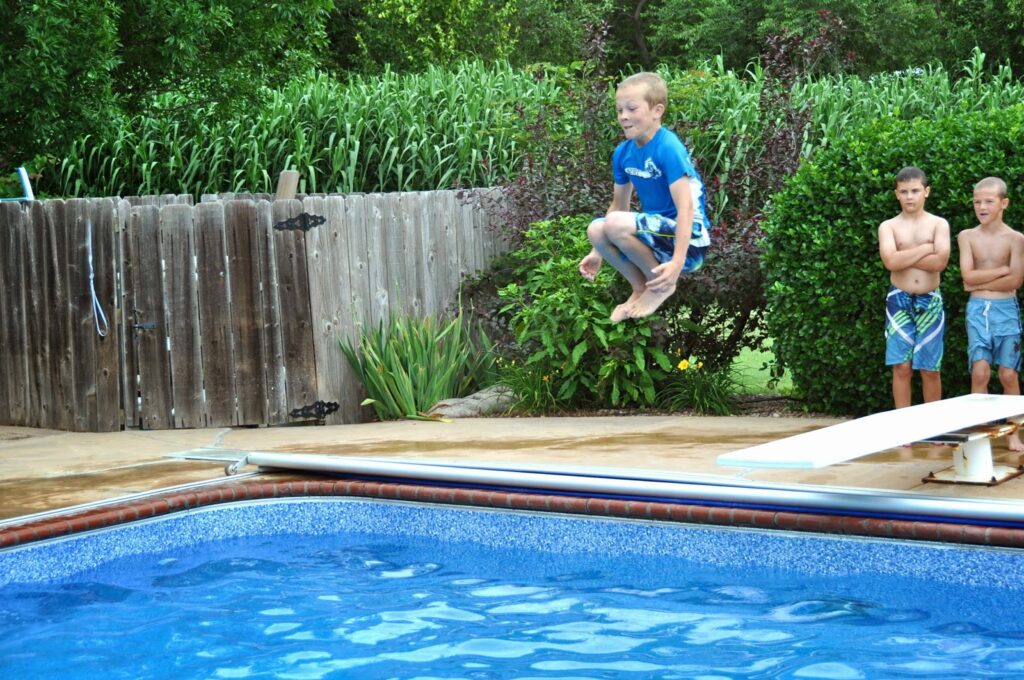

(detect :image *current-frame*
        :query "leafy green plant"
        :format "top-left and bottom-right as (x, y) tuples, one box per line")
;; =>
(495, 215), (675, 410)
(494, 356), (559, 413)
(339, 311), (495, 421)
(661, 357), (740, 416)
(764, 105), (1024, 415)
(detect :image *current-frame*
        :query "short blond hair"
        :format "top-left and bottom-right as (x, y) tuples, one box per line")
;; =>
(975, 176), (1008, 198)
(618, 72), (668, 109)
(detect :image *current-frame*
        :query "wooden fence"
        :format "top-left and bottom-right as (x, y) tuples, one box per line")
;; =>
(0, 189), (508, 431)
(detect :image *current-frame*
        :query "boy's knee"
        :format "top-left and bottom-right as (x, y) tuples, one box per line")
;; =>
(586, 219), (605, 241)
(971, 361), (991, 382)
(891, 363), (912, 380)
(604, 210), (634, 228)
(998, 365), (1019, 385)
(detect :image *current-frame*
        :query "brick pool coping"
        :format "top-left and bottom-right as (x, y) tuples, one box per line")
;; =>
(3, 475), (1024, 550)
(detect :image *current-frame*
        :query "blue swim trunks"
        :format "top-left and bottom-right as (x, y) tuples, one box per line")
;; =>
(966, 296), (1022, 372)
(631, 212), (711, 272)
(885, 286), (944, 371)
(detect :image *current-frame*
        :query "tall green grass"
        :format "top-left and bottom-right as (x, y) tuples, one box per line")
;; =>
(45, 50), (1024, 205)
(48, 62), (561, 198)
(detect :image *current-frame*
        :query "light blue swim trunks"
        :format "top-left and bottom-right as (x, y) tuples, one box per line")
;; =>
(885, 286), (944, 371)
(631, 213), (711, 272)
(966, 296), (1022, 372)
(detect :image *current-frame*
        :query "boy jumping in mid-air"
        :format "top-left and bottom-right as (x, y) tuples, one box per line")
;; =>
(878, 166), (950, 408)
(958, 176), (1024, 451)
(578, 72), (711, 322)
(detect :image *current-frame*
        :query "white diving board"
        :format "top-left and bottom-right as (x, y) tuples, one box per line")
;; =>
(717, 393), (1024, 485)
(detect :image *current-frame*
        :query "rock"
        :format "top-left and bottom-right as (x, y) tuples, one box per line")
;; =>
(428, 385), (516, 418)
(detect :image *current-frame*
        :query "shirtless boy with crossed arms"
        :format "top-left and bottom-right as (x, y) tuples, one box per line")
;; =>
(878, 166), (951, 409)
(958, 176), (1024, 451)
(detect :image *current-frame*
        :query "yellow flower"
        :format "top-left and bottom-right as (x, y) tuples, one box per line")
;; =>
(677, 359), (689, 371)
(542, 374), (550, 382)
(697, 361), (704, 369)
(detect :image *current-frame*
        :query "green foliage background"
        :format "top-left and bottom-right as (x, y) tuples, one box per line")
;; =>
(764, 106), (1024, 415)
(644, 0), (1024, 76)
(496, 216), (677, 409)
(0, 0), (332, 172)
(6, 0), (1024, 416)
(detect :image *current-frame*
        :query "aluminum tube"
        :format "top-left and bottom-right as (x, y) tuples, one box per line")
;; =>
(17, 167), (33, 201)
(240, 452), (1024, 525)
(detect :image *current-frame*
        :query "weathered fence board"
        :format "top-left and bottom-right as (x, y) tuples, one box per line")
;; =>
(162, 203), (203, 428)
(437, 191), (461, 313)
(194, 201), (236, 427)
(67, 199), (93, 432)
(458, 195), (478, 287)
(307, 196), (360, 424)
(258, 200), (286, 423)
(224, 199), (268, 426)
(1, 203), (26, 425)
(269, 198), (319, 422)
(343, 194), (373, 336)
(46, 200), (75, 431)
(128, 205), (174, 429)
(379, 193), (408, 317)
(1, 188), (507, 431)
(116, 200), (137, 427)
(416, 192), (439, 317)
(91, 199), (120, 431)
(23, 202), (49, 428)
(364, 193), (391, 328)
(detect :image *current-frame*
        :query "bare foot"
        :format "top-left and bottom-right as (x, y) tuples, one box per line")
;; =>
(610, 291), (643, 323)
(626, 285), (676, 319)
(1008, 432), (1024, 452)
(610, 303), (632, 323)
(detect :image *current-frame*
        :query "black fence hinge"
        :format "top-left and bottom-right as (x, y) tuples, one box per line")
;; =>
(289, 400), (339, 425)
(274, 212), (326, 232)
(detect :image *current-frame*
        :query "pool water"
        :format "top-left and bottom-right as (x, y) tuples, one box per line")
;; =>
(2, 499), (1024, 678)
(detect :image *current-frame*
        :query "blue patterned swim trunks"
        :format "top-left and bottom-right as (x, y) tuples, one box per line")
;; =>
(632, 212), (711, 272)
(966, 296), (1021, 372)
(885, 286), (944, 371)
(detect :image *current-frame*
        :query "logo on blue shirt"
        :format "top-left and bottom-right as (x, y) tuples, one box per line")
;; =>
(624, 158), (662, 180)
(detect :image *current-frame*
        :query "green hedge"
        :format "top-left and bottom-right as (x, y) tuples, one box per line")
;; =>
(763, 106), (1024, 415)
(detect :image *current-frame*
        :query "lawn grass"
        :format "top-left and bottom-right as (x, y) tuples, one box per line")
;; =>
(732, 346), (793, 395)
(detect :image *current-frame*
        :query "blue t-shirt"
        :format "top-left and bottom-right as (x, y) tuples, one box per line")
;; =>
(611, 127), (712, 233)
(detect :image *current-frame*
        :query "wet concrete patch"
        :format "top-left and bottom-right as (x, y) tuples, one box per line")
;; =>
(0, 460), (224, 520)
(274, 430), (802, 456)
(0, 432), (31, 442)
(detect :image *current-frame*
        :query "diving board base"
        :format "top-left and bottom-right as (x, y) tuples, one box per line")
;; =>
(924, 464), (1024, 486)
(919, 424), (1024, 485)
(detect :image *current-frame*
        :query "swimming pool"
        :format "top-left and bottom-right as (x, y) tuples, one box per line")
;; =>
(3, 497), (1024, 678)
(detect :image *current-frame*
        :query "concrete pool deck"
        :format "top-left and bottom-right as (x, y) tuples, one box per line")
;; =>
(6, 412), (1024, 524)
